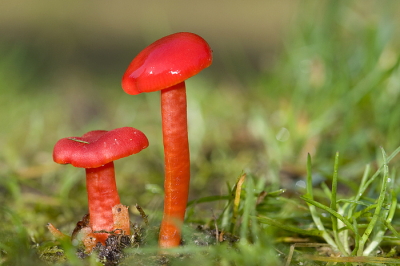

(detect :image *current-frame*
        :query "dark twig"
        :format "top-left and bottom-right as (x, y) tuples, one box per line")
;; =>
(136, 204), (149, 226)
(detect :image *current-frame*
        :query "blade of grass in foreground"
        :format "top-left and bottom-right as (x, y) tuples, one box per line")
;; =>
(230, 173), (246, 234)
(186, 195), (231, 207)
(256, 215), (323, 237)
(344, 147), (397, 253)
(337, 199), (372, 207)
(304, 154), (338, 251)
(357, 145), (400, 202)
(348, 204), (379, 222)
(358, 147), (390, 256)
(186, 189), (285, 207)
(346, 164), (371, 216)
(330, 152), (348, 255)
(381, 216), (400, 240)
(350, 219), (360, 257)
(300, 196), (355, 234)
(240, 177), (254, 240)
(363, 168), (397, 255)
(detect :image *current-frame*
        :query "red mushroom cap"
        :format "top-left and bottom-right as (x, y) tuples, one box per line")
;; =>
(121, 32), (212, 95)
(53, 127), (149, 168)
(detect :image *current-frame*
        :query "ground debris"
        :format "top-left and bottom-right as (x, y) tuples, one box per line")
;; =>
(193, 225), (239, 246)
(39, 245), (67, 264)
(95, 234), (131, 265)
(41, 222), (240, 265)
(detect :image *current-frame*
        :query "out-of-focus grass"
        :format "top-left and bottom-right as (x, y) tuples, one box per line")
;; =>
(2, 1), (400, 265)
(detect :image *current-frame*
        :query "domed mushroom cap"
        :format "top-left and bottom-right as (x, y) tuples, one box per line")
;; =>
(122, 32), (213, 95)
(53, 127), (149, 168)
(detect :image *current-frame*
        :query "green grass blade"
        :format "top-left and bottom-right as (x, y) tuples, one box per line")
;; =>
(359, 147), (390, 256)
(330, 152), (348, 255)
(240, 177), (255, 240)
(337, 199), (372, 207)
(381, 218), (400, 240)
(363, 171), (398, 255)
(320, 182), (332, 199)
(387, 190), (397, 223)
(357, 146), (400, 202)
(266, 189), (286, 197)
(304, 154), (338, 251)
(330, 153), (339, 226)
(301, 196), (355, 234)
(256, 215), (323, 237)
(230, 174), (246, 234)
(349, 204), (379, 222)
(306, 153), (314, 199)
(350, 218), (360, 256)
(187, 189), (286, 207)
(187, 195), (231, 207)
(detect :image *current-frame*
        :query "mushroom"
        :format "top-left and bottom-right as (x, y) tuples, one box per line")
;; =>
(53, 127), (149, 244)
(121, 32), (212, 247)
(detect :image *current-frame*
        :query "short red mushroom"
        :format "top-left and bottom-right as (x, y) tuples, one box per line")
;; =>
(53, 127), (149, 244)
(121, 32), (212, 248)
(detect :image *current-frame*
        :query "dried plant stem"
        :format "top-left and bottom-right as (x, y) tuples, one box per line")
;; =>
(230, 173), (246, 234)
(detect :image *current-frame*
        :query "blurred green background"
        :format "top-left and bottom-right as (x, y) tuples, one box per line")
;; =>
(1, 0), (400, 251)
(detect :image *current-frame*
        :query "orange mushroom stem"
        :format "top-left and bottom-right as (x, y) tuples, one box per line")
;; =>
(85, 162), (120, 243)
(159, 83), (191, 247)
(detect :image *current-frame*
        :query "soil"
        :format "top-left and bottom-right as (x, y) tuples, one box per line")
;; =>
(79, 234), (132, 265)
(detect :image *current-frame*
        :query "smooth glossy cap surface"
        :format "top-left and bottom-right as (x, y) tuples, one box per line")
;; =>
(122, 32), (212, 95)
(53, 127), (149, 168)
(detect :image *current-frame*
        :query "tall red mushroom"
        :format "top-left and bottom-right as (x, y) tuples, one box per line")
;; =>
(53, 127), (149, 244)
(121, 32), (212, 248)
